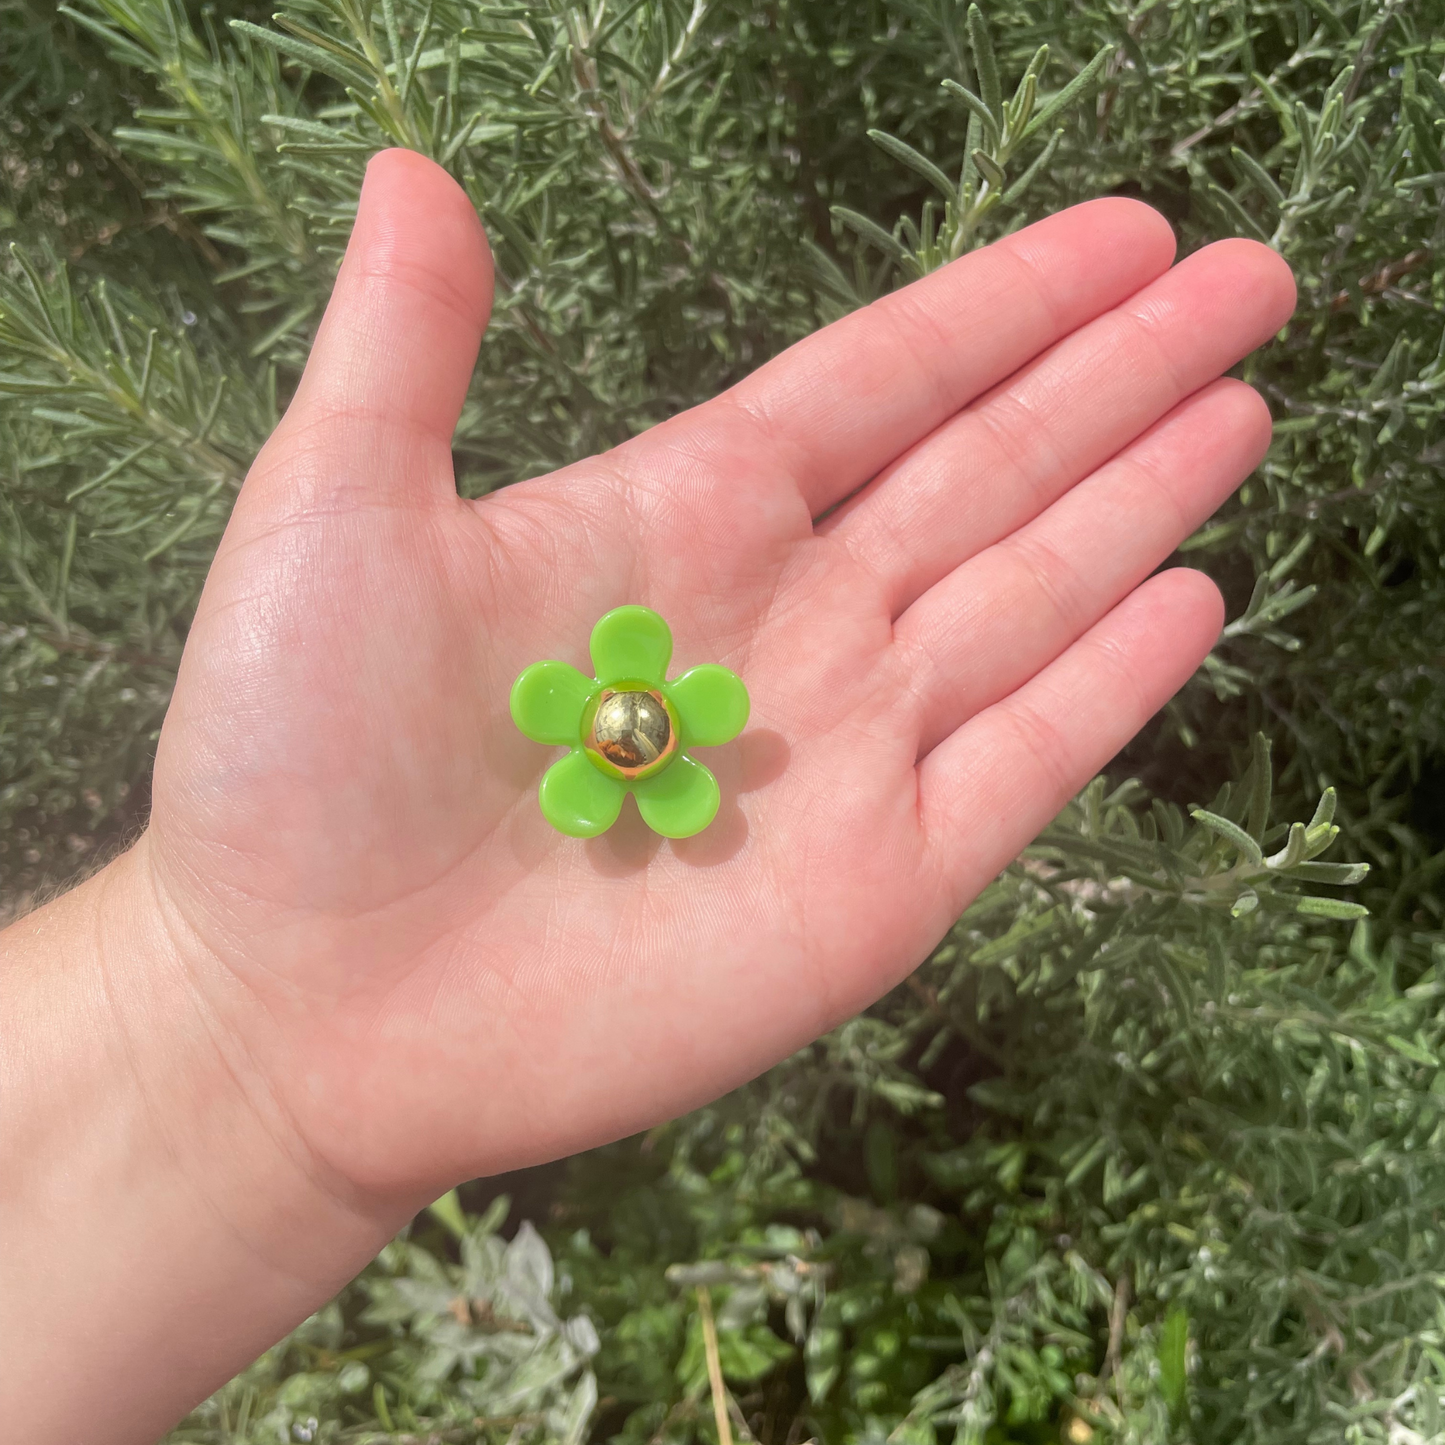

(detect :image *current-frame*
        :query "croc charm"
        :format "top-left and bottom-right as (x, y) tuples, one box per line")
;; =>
(511, 606), (749, 839)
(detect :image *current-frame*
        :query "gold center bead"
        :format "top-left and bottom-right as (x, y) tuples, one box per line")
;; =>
(583, 687), (679, 780)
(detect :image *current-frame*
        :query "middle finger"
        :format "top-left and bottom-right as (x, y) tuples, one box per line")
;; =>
(821, 238), (1295, 616)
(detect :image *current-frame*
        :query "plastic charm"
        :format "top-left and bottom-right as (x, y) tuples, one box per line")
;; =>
(510, 606), (750, 839)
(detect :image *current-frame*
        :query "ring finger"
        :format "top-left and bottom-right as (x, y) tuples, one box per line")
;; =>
(896, 377), (1271, 758)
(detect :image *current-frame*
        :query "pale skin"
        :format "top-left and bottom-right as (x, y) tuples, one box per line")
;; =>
(0, 149), (1295, 1442)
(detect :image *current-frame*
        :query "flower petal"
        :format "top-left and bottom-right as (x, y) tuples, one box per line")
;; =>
(633, 754), (720, 838)
(590, 605), (672, 686)
(511, 660), (595, 745)
(539, 751), (626, 837)
(666, 665), (750, 747)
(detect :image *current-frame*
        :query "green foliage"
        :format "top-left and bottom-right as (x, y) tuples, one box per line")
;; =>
(549, 781), (1445, 1445)
(3, 0), (1445, 1442)
(166, 1195), (600, 1444)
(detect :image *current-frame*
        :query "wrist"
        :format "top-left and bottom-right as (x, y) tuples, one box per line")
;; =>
(0, 837), (403, 1443)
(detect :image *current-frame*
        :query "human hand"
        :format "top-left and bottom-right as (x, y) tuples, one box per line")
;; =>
(0, 149), (1293, 1439)
(149, 149), (1292, 1195)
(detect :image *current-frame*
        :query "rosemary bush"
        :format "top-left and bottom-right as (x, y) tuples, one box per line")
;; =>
(2, 0), (1443, 1441)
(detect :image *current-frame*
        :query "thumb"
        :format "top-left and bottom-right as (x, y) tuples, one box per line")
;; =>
(266, 147), (493, 489)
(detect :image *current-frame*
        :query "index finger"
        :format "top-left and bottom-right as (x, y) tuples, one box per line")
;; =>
(699, 197), (1179, 516)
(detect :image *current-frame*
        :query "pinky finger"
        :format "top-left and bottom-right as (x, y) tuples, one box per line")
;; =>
(918, 569), (1224, 915)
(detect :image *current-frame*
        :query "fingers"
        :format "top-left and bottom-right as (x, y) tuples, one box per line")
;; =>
(899, 378), (1270, 756)
(829, 238), (1296, 615)
(918, 569), (1224, 915)
(262, 149), (494, 500)
(660, 198), (1178, 516)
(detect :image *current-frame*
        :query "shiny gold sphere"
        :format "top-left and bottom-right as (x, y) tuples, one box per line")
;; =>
(582, 687), (679, 780)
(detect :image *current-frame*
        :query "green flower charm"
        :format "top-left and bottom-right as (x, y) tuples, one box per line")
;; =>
(510, 606), (750, 839)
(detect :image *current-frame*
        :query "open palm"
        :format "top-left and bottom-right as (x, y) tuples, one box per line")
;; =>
(146, 150), (1293, 1208)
